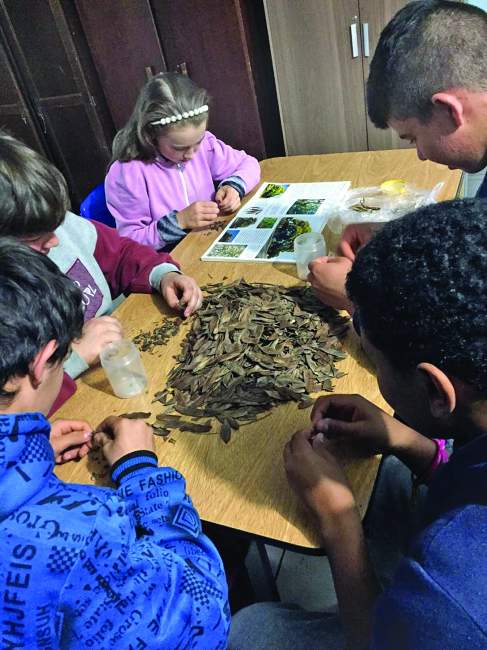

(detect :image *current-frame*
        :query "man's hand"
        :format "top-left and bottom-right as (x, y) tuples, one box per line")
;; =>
(160, 272), (203, 317)
(215, 185), (241, 214)
(338, 223), (377, 261)
(307, 256), (354, 312)
(311, 394), (437, 475)
(71, 316), (123, 367)
(176, 201), (219, 229)
(94, 416), (154, 467)
(284, 428), (358, 538)
(50, 419), (92, 464)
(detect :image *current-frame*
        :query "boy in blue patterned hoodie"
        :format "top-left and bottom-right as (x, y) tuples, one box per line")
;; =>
(0, 238), (229, 648)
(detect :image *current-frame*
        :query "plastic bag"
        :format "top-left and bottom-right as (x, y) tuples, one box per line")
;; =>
(327, 181), (444, 236)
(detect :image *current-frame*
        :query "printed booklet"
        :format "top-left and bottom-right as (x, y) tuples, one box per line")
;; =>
(201, 181), (350, 263)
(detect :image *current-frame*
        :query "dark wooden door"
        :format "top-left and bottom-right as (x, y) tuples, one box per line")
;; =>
(0, 34), (48, 154)
(75, 0), (167, 131)
(0, 0), (114, 207)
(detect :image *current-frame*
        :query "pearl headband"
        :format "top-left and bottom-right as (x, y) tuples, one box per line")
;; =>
(151, 104), (209, 127)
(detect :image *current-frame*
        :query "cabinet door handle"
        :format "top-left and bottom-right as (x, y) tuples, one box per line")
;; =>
(362, 22), (370, 57)
(350, 23), (359, 58)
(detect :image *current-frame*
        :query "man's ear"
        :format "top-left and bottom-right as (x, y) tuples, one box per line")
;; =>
(29, 340), (58, 388)
(417, 362), (456, 418)
(431, 92), (465, 128)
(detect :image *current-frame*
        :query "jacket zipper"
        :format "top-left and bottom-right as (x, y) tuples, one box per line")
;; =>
(177, 163), (190, 206)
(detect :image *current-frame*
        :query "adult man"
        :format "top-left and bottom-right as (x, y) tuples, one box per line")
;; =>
(0, 239), (228, 648)
(309, 0), (487, 309)
(230, 199), (487, 649)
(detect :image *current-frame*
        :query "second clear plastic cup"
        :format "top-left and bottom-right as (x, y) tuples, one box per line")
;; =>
(294, 232), (327, 280)
(100, 339), (148, 399)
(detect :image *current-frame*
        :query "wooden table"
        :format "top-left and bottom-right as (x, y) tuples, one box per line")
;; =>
(55, 150), (461, 549)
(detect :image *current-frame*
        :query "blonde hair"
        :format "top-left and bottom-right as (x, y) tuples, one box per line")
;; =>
(111, 72), (210, 163)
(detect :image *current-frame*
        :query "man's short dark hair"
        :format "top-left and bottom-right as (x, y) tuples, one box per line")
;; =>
(0, 238), (83, 399)
(367, 1), (487, 128)
(0, 130), (69, 237)
(346, 199), (487, 394)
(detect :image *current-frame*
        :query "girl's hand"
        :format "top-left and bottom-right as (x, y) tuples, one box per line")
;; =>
(176, 201), (219, 230)
(215, 185), (241, 214)
(50, 419), (93, 464)
(160, 272), (203, 317)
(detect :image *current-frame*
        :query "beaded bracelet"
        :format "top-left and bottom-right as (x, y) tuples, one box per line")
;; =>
(413, 438), (449, 487)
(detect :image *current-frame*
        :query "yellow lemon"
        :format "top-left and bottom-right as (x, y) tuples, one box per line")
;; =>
(381, 179), (407, 195)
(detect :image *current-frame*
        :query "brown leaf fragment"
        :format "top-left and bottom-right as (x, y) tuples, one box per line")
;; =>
(174, 404), (209, 418)
(216, 414), (240, 430)
(119, 411), (151, 420)
(152, 426), (171, 437)
(179, 421), (212, 433)
(156, 414), (181, 426)
(219, 420), (232, 444)
(298, 398), (314, 409)
(322, 347), (347, 359)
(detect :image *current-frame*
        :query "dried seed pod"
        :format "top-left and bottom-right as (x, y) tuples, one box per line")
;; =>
(133, 317), (182, 353)
(119, 411), (151, 420)
(152, 426), (171, 437)
(219, 420), (232, 444)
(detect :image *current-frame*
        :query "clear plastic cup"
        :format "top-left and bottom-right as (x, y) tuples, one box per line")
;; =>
(100, 339), (148, 398)
(294, 232), (327, 280)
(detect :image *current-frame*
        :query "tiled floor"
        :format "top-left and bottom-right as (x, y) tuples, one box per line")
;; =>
(245, 542), (337, 610)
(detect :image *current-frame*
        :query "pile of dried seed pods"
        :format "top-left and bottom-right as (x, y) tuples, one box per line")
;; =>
(152, 280), (349, 443)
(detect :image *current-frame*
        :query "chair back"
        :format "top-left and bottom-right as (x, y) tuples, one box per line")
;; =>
(79, 184), (116, 228)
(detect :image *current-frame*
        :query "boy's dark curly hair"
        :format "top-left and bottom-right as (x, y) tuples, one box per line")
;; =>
(346, 199), (487, 393)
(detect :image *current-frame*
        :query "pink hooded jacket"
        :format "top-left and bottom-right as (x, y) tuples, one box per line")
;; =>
(105, 131), (261, 249)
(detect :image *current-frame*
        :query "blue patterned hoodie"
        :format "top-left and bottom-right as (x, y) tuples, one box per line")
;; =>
(0, 412), (229, 649)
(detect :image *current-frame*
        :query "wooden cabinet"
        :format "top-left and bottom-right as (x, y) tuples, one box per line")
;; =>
(0, 35), (47, 154)
(0, 0), (114, 207)
(359, 0), (414, 151)
(74, 0), (167, 131)
(265, 0), (412, 155)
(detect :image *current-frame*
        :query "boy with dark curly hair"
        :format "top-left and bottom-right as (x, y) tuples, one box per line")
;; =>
(230, 198), (487, 649)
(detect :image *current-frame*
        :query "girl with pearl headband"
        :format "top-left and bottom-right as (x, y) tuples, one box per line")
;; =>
(106, 72), (261, 250)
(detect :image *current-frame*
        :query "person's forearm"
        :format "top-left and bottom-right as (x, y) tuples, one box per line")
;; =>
(320, 509), (381, 650)
(389, 426), (437, 477)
